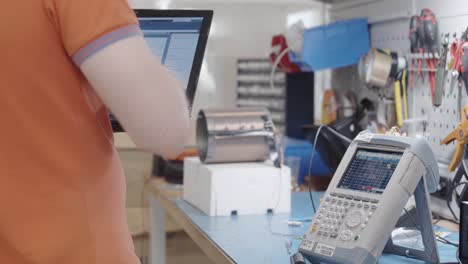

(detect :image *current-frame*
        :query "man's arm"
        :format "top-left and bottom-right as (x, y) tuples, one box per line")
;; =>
(80, 35), (190, 158)
(42, 0), (189, 157)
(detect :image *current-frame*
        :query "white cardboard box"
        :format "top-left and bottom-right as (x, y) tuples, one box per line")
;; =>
(183, 157), (291, 216)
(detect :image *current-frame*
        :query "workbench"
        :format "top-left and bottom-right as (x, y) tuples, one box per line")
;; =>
(146, 178), (460, 264)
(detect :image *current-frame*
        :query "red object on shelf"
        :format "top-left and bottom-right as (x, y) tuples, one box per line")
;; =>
(270, 34), (301, 73)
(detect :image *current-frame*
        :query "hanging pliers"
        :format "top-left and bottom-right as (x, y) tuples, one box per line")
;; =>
(441, 106), (468, 172)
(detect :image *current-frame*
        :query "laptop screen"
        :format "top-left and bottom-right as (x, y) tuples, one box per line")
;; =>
(138, 17), (204, 91)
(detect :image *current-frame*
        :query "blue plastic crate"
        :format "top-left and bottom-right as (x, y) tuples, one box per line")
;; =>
(300, 18), (370, 71)
(283, 137), (331, 185)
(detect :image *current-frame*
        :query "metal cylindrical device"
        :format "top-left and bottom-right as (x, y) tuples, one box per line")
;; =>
(358, 49), (406, 89)
(196, 108), (279, 165)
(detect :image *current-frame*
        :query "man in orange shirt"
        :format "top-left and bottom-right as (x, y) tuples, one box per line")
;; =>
(0, 0), (189, 263)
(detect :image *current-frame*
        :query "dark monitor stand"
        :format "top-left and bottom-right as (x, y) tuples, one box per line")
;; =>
(461, 202), (468, 262)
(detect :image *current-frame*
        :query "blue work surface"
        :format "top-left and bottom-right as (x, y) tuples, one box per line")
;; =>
(175, 193), (459, 263)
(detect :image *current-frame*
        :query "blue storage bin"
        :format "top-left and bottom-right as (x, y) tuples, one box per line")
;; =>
(283, 137), (332, 185)
(300, 18), (370, 71)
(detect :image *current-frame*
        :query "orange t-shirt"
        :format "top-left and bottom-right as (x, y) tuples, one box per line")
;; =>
(0, 0), (141, 263)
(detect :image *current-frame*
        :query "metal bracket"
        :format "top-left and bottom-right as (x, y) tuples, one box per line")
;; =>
(384, 178), (440, 263)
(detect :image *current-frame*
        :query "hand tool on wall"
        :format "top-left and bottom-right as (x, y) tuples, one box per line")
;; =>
(416, 15), (426, 82)
(394, 70), (409, 127)
(421, 8), (440, 105)
(461, 44), (468, 96)
(441, 106), (468, 172)
(462, 28), (468, 43)
(449, 28), (468, 95)
(449, 36), (462, 92)
(421, 9), (439, 55)
(409, 16), (419, 89)
(434, 35), (449, 107)
(402, 70), (409, 120)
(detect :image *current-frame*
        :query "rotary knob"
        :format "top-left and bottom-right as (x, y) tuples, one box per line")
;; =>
(346, 211), (362, 228)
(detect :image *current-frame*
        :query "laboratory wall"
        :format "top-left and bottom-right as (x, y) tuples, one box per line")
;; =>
(328, 0), (468, 228)
(331, 0), (468, 54)
(330, 0), (468, 163)
(332, 0), (468, 24)
(129, 0), (327, 142)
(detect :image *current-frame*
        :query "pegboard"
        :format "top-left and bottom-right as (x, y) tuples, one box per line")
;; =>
(408, 74), (463, 164)
(331, 9), (468, 167)
(405, 15), (468, 164)
(328, 0), (468, 221)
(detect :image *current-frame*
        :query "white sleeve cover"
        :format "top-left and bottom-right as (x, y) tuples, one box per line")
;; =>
(80, 35), (190, 158)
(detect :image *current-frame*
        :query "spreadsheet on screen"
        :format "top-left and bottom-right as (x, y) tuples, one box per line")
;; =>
(338, 149), (402, 194)
(138, 17), (204, 90)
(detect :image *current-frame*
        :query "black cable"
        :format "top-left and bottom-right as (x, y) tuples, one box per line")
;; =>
(437, 237), (460, 248)
(445, 218), (463, 225)
(403, 209), (459, 248)
(307, 125), (352, 214)
(308, 182), (317, 215)
(403, 208), (422, 229)
(433, 213), (441, 225)
(446, 182), (468, 222)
